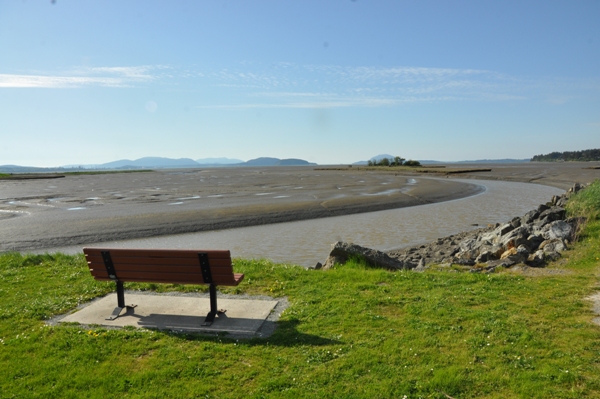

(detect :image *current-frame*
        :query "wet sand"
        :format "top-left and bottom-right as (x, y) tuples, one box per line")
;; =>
(403, 161), (600, 190)
(1, 167), (481, 252)
(1, 162), (597, 252)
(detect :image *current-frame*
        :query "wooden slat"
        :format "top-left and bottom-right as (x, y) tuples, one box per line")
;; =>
(92, 277), (240, 285)
(90, 273), (238, 285)
(99, 271), (235, 284)
(85, 254), (232, 268)
(83, 247), (243, 287)
(83, 248), (231, 260)
(88, 263), (234, 275)
(88, 268), (236, 281)
(91, 273), (244, 286)
(87, 256), (231, 267)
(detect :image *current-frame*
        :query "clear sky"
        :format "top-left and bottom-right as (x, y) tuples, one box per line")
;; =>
(1, 1), (599, 167)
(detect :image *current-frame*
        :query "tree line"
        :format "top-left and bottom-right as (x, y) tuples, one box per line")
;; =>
(367, 157), (421, 167)
(531, 149), (600, 162)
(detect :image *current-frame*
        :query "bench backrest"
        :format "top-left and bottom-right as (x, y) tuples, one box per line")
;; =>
(83, 248), (243, 286)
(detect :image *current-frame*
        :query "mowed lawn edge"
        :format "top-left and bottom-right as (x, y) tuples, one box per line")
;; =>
(1, 182), (599, 398)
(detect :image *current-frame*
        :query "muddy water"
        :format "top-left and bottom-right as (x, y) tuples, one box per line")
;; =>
(45, 179), (563, 267)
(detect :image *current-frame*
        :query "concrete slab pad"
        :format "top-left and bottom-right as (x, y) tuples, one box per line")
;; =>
(587, 292), (600, 326)
(59, 293), (279, 336)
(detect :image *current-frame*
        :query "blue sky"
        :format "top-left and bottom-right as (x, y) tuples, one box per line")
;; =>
(1, 1), (599, 167)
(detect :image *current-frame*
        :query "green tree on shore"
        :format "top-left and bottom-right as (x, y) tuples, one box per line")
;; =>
(369, 156), (407, 166)
(531, 148), (600, 162)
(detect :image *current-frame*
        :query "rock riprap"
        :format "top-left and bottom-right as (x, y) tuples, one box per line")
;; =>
(320, 183), (586, 272)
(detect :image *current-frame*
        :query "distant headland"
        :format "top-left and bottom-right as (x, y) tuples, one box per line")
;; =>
(6, 149), (599, 174)
(0, 156), (316, 173)
(531, 148), (600, 162)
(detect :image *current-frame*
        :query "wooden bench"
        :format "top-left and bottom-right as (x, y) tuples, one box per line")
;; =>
(83, 248), (244, 326)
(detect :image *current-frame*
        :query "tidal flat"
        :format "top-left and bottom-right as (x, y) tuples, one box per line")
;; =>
(0, 162), (597, 256)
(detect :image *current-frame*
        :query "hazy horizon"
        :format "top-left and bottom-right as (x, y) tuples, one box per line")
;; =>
(2, 154), (538, 170)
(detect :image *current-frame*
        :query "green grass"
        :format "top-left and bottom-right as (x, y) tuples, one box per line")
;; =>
(567, 179), (600, 221)
(1, 186), (600, 398)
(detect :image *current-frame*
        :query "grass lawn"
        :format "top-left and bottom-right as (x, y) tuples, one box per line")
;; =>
(1, 183), (599, 398)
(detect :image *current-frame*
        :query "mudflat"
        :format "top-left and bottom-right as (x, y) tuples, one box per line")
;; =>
(422, 161), (600, 190)
(0, 162), (597, 252)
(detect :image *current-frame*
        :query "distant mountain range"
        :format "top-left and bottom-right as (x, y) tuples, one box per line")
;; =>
(243, 157), (315, 166)
(0, 154), (534, 174)
(94, 156), (315, 168)
(98, 157), (200, 169)
(0, 156), (316, 173)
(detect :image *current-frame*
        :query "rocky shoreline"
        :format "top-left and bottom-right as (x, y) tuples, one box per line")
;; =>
(319, 183), (586, 273)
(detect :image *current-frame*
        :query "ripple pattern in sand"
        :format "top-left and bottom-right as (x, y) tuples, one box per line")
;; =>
(43, 179), (562, 267)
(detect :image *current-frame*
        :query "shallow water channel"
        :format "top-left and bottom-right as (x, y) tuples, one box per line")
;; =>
(45, 179), (563, 267)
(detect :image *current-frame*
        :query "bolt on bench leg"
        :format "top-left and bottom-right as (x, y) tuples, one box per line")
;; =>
(107, 281), (137, 321)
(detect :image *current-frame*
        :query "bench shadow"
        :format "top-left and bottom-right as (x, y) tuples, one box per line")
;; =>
(133, 312), (258, 332)
(124, 309), (337, 346)
(256, 319), (340, 347)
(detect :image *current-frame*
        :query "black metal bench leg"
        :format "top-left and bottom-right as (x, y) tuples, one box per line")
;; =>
(203, 284), (218, 325)
(203, 284), (226, 326)
(107, 281), (137, 320)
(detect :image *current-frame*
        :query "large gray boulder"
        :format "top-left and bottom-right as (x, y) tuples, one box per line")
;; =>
(499, 226), (531, 249)
(521, 207), (543, 225)
(533, 207), (566, 230)
(540, 239), (568, 254)
(459, 238), (480, 252)
(322, 241), (411, 270)
(541, 220), (573, 241)
(568, 182), (583, 194)
(526, 234), (545, 249)
(527, 250), (546, 267)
